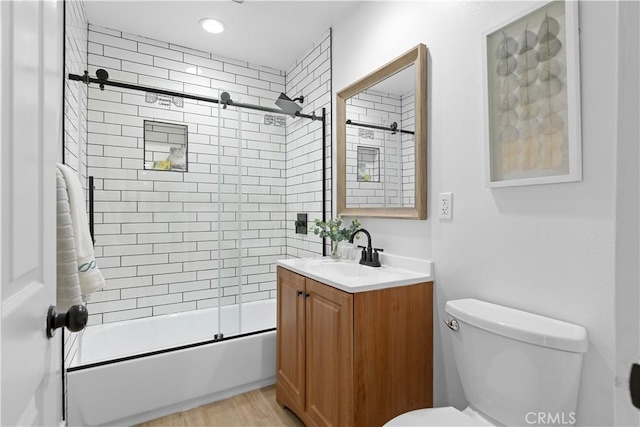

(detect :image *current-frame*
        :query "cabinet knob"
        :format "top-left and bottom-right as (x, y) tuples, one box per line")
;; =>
(296, 290), (303, 297)
(304, 293), (310, 299)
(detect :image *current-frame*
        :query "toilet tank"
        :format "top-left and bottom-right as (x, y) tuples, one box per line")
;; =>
(445, 299), (588, 427)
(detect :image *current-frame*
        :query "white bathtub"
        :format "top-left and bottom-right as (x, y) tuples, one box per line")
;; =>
(67, 299), (276, 426)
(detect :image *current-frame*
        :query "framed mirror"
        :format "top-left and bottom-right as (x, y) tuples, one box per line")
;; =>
(337, 44), (427, 219)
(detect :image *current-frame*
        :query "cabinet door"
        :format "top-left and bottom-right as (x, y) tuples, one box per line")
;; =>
(276, 267), (306, 409)
(306, 279), (354, 427)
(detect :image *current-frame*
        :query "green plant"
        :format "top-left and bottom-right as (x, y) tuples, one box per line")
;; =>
(312, 217), (361, 243)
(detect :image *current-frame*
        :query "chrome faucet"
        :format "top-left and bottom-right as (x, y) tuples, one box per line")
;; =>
(348, 228), (383, 267)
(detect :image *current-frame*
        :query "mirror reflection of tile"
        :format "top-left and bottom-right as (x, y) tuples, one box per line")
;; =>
(345, 83), (414, 208)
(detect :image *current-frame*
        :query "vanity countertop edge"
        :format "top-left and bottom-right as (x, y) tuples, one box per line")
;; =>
(276, 256), (433, 294)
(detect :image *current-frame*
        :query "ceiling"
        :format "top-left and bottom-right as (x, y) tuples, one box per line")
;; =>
(84, 0), (362, 71)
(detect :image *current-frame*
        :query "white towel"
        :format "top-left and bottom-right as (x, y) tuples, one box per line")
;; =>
(56, 168), (83, 311)
(57, 164), (105, 300)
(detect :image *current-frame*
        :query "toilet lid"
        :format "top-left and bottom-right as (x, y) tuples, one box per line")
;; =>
(385, 406), (492, 426)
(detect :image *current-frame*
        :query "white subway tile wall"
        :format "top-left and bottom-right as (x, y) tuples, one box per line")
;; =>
(285, 29), (332, 258)
(84, 25), (331, 325)
(64, 3), (88, 182)
(62, 0), (88, 407)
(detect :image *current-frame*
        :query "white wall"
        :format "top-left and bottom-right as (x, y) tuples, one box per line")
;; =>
(614, 0), (640, 424)
(332, 1), (619, 425)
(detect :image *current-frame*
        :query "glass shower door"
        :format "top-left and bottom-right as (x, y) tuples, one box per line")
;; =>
(383, 121), (402, 208)
(217, 99), (243, 339)
(218, 101), (286, 339)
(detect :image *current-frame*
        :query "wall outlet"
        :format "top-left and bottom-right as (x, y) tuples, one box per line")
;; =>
(439, 193), (452, 219)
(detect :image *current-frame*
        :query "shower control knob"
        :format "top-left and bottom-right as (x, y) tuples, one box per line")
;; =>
(46, 304), (88, 339)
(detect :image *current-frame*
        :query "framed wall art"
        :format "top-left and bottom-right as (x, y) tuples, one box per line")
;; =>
(483, 0), (582, 187)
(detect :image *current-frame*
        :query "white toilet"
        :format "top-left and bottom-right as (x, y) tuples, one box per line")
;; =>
(386, 298), (589, 426)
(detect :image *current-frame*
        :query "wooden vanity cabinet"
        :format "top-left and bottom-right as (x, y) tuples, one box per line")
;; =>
(277, 267), (307, 410)
(276, 266), (433, 427)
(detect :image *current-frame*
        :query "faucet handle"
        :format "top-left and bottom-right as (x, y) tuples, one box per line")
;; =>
(359, 247), (367, 263)
(357, 245), (367, 250)
(371, 249), (382, 267)
(373, 248), (384, 253)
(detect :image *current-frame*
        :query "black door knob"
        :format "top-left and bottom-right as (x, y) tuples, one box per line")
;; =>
(631, 363), (640, 409)
(46, 304), (88, 338)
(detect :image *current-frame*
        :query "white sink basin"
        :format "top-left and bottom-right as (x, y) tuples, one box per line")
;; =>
(304, 260), (401, 280)
(277, 257), (432, 293)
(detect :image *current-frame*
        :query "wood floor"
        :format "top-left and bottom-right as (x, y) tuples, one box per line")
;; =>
(138, 386), (304, 427)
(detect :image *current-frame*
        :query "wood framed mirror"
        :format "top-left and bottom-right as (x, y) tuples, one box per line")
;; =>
(337, 44), (427, 219)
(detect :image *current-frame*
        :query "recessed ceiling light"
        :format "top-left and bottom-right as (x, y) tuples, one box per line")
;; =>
(200, 18), (225, 34)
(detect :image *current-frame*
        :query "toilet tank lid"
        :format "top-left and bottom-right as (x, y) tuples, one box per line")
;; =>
(445, 299), (588, 354)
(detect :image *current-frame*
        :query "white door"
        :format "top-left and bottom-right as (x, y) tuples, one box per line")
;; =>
(1, 1), (63, 426)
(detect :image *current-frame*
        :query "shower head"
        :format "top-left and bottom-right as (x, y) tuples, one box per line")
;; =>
(275, 93), (303, 118)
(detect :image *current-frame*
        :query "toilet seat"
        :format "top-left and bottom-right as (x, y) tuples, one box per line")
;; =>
(385, 406), (495, 426)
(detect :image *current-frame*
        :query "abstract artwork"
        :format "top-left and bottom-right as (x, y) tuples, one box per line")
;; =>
(484, 0), (581, 187)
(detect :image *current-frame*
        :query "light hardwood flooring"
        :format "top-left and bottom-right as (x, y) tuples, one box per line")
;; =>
(138, 386), (304, 427)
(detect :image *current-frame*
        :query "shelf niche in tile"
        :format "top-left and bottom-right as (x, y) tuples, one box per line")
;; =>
(143, 120), (188, 172)
(357, 145), (380, 182)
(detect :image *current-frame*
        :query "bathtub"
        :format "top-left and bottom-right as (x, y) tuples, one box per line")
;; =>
(67, 299), (276, 426)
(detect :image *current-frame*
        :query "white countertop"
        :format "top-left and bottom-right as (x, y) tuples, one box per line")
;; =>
(276, 256), (433, 293)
